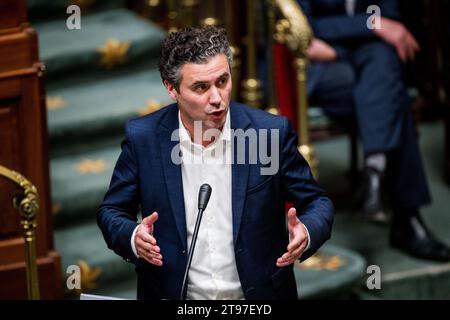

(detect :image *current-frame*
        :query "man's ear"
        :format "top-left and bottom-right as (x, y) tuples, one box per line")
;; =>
(164, 80), (178, 101)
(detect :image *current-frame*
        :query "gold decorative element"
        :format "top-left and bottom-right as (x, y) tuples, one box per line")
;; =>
(225, 0), (241, 101)
(241, 0), (263, 108)
(167, 0), (178, 33)
(294, 57), (318, 177)
(274, 19), (291, 44)
(296, 253), (347, 271)
(200, 0), (220, 27)
(298, 144), (317, 176)
(97, 38), (130, 69)
(241, 78), (263, 108)
(137, 100), (163, 116)
(274, 0), (313, 57)
(148, 0), (160, 6)
(78, 260), (102, 291)
(266, 0), (280, 115)
(46, 96), (67, 110)
(180, 0), (199, 27)
(274, 0), (317, 177)
(266, 107), (279, 115)
(75, 159), (108, 174)
(230, 46), (242, 101)
(0, 165), (40, 300)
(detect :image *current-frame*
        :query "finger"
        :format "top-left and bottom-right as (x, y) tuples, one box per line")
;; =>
(278, 247), (303, 266)
(287, 234), (302, 251)
(287, 207), (298, 227)
(407, 36), (420, 59)
(276, 257), (295, 267)
(396, 45), (407, 62)
(138, 244), (163, 260)
(138, 230), (156, 244)
(136, 238), (160, 254)
(142, 212), (158, 228)
(150, 257), (163, 266)
(283, 240), (306, 261)
(140, 249), (163, 261)
(407, 32), (420, 51)
(141, 253), (163, 266)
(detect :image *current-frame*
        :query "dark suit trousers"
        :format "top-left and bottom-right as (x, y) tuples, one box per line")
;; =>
(307, 40), (431, 209)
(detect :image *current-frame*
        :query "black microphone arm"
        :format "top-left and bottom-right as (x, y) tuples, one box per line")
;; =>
(180, 183), (212, 300)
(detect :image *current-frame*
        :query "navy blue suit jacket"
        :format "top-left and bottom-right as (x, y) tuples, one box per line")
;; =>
(97, 102), (334, 300)
(298, 0), (401, 44)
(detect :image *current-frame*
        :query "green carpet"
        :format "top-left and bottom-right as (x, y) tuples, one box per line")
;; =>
(316, 121), (450, 299)
(34, 8), (165, 79)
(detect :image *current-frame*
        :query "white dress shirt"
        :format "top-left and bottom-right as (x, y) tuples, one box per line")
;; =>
(178, 110), (244, 300)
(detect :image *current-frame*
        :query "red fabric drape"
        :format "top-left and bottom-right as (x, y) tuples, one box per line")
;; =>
(273, 42), (300, 212)
(272, 42), (298, 131)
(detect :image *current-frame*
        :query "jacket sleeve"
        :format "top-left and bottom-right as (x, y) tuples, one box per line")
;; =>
(297, 0), (401, 43)
(97, 122), (140, 263)
(280, 117), (334, 261)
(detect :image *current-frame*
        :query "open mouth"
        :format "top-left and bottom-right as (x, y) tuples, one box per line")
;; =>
(208, 110), (225, 119)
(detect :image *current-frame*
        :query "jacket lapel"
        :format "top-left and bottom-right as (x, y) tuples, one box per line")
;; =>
(230, 102), (251, 245)
(158, 104), (187, 250)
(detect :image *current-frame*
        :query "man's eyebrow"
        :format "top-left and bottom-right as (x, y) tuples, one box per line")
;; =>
(191, 80), (209, 87)
(218, 72), (230, 79)
(191, 72), (230, 87)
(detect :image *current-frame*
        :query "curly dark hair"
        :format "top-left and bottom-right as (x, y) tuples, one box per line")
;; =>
(158, 26), (233, 91)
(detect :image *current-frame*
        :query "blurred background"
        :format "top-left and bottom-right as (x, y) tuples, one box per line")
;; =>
(0, 0), (449, 299)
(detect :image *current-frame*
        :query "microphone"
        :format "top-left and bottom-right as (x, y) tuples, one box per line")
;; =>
(180, 183), (212, 300)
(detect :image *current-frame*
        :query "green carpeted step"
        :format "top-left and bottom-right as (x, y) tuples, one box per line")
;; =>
(294, 243), (366, 299)
(34, 8), (166, 79)
(46, 62), (170, 152)
(316, 121), (450, 299)
(27, 0), (126, 22)
(55, 220), (135, 296)
(50, 140), (123, 228)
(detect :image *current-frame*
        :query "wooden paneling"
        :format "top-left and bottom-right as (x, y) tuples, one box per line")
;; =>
(0, 0), (63, 299)
(0, 33), (33, 73)
(0, 0), (27, 31)
(0, 252), (63, 299)
(0, 102), (21, 238)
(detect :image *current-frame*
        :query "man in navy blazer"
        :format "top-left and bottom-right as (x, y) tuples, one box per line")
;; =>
(298, 0), (450, 261)
(97, 26), (334, 300)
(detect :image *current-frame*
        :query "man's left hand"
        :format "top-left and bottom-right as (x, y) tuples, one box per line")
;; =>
(276, 207), (309, 267)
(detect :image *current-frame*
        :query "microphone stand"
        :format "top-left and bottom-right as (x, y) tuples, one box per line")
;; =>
(180, 183), (211, 300)
(180, 207), (205, 300)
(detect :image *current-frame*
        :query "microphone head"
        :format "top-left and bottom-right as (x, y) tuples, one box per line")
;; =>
(198, 183), (212, 210)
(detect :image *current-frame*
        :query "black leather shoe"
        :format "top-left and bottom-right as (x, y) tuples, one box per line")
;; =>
(358, 166), (389, 224)
(390, 211), (450, 262)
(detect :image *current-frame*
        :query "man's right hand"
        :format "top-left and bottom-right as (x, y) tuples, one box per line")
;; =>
(307, 38), (337, 62)
(374, 17), (420, 62)
(134, 212), (163, 266)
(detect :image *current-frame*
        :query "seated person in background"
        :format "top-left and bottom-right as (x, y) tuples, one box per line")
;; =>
(298, 0), (450, 261)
